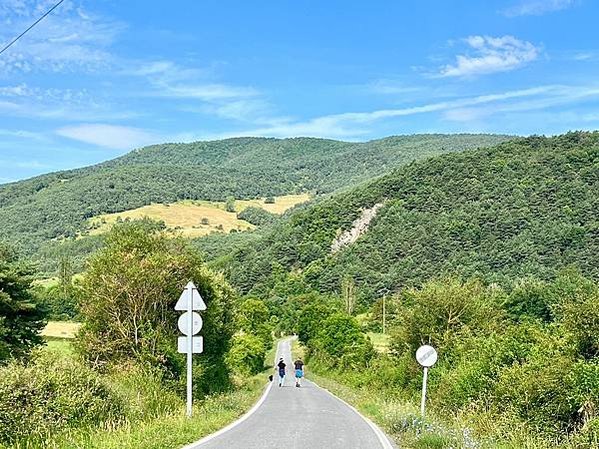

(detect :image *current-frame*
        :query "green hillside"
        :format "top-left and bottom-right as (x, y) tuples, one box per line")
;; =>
(218, 132), (599, 302)
(0, 134), (507, 259)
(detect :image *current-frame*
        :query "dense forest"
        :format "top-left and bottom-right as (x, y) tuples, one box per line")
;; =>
(216, 132), (599, 303)
(0, 134), (507, 263)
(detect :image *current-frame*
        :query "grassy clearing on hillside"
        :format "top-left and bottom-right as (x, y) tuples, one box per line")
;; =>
(235, 193), (311, 214)
(41, 321), (81, 339)
(44, 338), (75, 355)
(367, 332), (391, 353)
(88, 194), (310, 238)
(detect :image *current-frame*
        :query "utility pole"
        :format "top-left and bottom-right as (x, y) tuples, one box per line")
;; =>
(382, 296), (386, 335)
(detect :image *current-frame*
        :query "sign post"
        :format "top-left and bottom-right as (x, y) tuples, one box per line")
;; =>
(415, 345), (438, 418)
(175, 281), (207, 418)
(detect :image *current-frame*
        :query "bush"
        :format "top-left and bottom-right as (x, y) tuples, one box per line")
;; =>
(492, 355), (599, 435)
(237, 298), (273, 350)
(237, 207), (278, 227)
(312, 313), (374, 368)
(391, 278), (504, 357)
(0, 351), (124, 445)
(226, 334), (266, 376)
(77, 221), (236, 394)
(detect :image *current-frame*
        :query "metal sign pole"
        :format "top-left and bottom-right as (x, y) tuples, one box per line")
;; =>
(186, 283), (193, 418)
(420, 366), (428, 417)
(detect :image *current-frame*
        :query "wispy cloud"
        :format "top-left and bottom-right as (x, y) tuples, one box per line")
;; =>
(0, 128), (46, 140)
(0, 83), (139, 120)
(0, 0), (124, 73)
(439, 36), (539, 78)
(367, 80), (423, 95)
(502, 0), (575, 17)
(128, 58), (267, 122)
(56, 124), (159, 150)
(225, 85), (599, 139)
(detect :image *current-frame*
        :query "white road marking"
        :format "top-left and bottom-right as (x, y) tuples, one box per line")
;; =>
(310, 379), (395, 449)
(183, 340), (286, 449)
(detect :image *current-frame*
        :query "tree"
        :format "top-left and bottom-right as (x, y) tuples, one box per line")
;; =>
(238, 298), (272, 350)
(77, 221), (236, 393)
(296, 295), (336, 344)
(225, 334), (265, 375)
(0, 245), (46, 363)
(391, 278), (504, 355)
(225, 196), (236, 213)
(313, 313), (374, 367)
(265, 196), (275, 204)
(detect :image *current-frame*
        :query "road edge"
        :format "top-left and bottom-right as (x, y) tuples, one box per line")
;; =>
(182, 339), (287, 449)
(309, 379), (397, 449)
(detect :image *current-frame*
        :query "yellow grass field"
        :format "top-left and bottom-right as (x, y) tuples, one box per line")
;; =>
(367, 332), (391, 353)
(42, 321), (81, 339)
(89, 194), (310, 238)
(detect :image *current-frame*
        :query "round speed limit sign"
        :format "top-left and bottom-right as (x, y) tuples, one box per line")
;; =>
(415, 345), (438, 367)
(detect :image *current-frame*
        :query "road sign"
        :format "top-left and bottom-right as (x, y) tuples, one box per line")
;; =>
(175, 281), (207, 418)
(415, 345), (438, 417)
(177, 311), (203, 336)
(178, 336), (204, 354)
(416, 345), (438, 367)
(175, 281), (207, 311)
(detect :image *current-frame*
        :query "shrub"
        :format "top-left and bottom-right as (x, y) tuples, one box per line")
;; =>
(0, 351), (124, 445)
(391, 278), (504, 357)
(226, 334), (266, 376)
(492, 355), (599, 435)
(237, 298), (273, 350)
(312, 313), (374, 368)
(77, 221), (236, 394)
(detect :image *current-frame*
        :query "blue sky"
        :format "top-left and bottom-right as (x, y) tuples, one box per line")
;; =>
(1, 0), (599, 183)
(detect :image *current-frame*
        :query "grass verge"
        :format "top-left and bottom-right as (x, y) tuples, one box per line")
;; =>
(24, 376), (267, 449)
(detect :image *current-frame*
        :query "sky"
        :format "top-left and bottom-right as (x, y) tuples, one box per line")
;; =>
(1, 0), (599, 183)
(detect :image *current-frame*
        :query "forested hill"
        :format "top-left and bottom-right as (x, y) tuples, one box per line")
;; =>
(0, 134), (507, 256)
(217, 132), (599, 302)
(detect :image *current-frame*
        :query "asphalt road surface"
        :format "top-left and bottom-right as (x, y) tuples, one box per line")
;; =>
(187, 339), (395, 449)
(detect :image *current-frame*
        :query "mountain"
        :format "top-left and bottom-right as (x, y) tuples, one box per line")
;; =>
(0, 134), (508, 261)
(216, 132), (599, 302)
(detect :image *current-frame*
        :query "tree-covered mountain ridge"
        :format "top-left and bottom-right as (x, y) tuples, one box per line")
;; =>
(0, 134), (508, 257)
(216, 131), (599, 302)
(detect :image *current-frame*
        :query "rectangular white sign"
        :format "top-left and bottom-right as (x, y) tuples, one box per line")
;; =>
(178, 336), (204, 354)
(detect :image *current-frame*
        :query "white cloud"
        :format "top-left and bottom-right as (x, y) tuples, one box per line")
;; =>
(368, 80), (423, 95)
(0, 0), (124, 73)
(56, 124), (158, 150)
(440, 35), (539, 78)
(0, 128), (45, 140)
(442, 85), (599, 123)
(0, 83), (140, 121)
(160, 84), (259, 101)
(227, 85), (599, 139)
(503, 0), (575, 17)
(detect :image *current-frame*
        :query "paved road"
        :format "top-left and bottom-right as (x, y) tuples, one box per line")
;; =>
(187, 339), (394, 449)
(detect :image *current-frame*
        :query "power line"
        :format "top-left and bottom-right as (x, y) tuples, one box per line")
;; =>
(0, 0), (66, 57)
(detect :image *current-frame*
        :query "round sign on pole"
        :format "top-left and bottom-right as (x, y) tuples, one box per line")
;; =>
(416, 345), (438, 367)
(178, 311), (203, 336)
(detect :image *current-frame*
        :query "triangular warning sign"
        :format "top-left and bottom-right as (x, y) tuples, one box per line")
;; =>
(175, 281), (207, 311)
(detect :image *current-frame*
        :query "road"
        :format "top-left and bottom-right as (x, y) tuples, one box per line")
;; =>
(186, 339), (395, 449)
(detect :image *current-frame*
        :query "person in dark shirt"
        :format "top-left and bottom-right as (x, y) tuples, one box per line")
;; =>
(276, 358), (286, 387)
(294, 359), (305, 387)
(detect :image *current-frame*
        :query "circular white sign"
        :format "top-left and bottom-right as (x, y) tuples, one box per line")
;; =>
(178, 312), (203, 336)
(415, 345), (438, 367)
